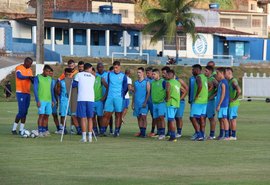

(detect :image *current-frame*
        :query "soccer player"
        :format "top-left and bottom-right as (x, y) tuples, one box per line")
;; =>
(12, 57), (33, 135)
(225, 67), (241, 140)
(215, 67), (230, 140)
(132, 67), (150, 137)
(91, 68), (108, 135)
(204, 65), (218, 140)
(151, 69), (167, 139)
(165, 69), (181, 142)
(73, 63), (95, 142)
(100, 61), (128, 137)
(190, 64), (208, 141)
(175, 76), (188, 138)
(34, 65), (55, 137)
(122, 69), (133, 124)
(58, 59), (78, 80)
(56, 68), (82, 135)
(78, 61), (85, 72)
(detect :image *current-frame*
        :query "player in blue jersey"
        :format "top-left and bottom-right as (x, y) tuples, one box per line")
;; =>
(132, 67), (150, 137)
(100, 61), (128, 137)
(215, 67), (230, 140)
(122, 69), (133, 125)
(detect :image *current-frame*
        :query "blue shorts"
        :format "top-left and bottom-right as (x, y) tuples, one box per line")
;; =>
(16, 93), (31, 119)
(152, 102), (166, 119)
(59, 99), (70, 116)
(94, 100), (104, 117)
(133, 105), (148, 117)
(206, 99), (216, 119)
(52, 104), (58, 114)
(123, 99), (130, 109)
(228, 106), (238, 120)
(104, 97), (123, 113)
(217, 107), (228, 119)
(77, 101), (94, 118)
(147, 101), (153, 116)
(38, 101), (52, 115)
(167, 106), (177, 121)
(175, 100), (185, 118)
(190, 103), (207, 118)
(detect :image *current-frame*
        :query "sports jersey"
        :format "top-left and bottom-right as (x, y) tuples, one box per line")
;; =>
(107, 72), (127, 98)
(34, 75), (53, 102)
(74, 72), (95, 102)
(60, 79), (69, 102)
(194, 74), (208, 104)
(51, 78), (57, 103)
(97, 71), (108, 96)
(94, 75), (103, 102)
(134, 79), (148, 107)
(58, 69), (78, 81)
(208, 76), (217, 99)
(151, 79), (166, 103)
(166, 79), (181, 108)
(125, 76), (132, 99)
(15, 64), (33, 94)
(216, 79), (229, 108)
(229, 78), (240, 107)
(188, 76), (195, 103)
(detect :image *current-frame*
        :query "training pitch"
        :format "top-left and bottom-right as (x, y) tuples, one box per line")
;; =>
(0, 100), (270, 185)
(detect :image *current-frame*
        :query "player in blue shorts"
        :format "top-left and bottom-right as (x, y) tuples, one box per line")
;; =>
(225, 67), (241, 140)
(215, 67), (230, 140)
(100, 61), (128, 137)
(34, 65), (55, 137)
(190, 64), (208, 141)
(122, 69), (133, 125)
(91, 68), (108, 135)
(204, 65), (218, 140)
(132, 67), (150, 137)
(73, 63), (95, 142)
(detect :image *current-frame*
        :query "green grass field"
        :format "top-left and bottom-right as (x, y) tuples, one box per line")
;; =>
(0, 100), (270, 185)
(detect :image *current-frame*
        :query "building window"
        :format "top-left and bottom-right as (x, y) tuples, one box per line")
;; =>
(119, 9), (128, 18)
(133, 35), (139, 47)
(74, 29), (86, 45)
(233, 19), (248, 27)
(55, 28), (62, 40)
(250, 3), (256, 11)
(252, 19), (261, 27)
(44, 27), (51, 40)
(164, 35), (186, 51)
(220, 18), (230, 27)
(93, 31), (99, 45)
(111, 31), (119, 46)
(235, 42), (244, 57)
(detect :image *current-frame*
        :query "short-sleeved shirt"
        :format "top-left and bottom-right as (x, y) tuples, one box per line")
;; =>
(216, 79), (230, 108)
(74, 72), (95, 102)
(229, 78), (240, 107)
(107, 72), (127, 98)
(134, 79), (148, 107)
(125, 76), (132, 99)
(15, 64), (33, 94)
(97, 71), (109, 96)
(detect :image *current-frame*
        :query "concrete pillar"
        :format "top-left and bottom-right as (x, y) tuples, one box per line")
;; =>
(69, 28), (73, 55)
(123, 30), (127, 56)
(32, 26), (36, 44)
(139, 32), (143, 56)
(263, 39), (267, 61)
(51, 27), (55, 51)
(106, 30), (110, 56)
(87, 29), (91, 56)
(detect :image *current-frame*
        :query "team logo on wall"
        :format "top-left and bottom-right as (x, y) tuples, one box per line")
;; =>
(192, 35), (208, 55)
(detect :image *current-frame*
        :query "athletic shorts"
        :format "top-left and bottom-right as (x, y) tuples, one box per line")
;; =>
(77, 101), (94, 118)
(16, 93), (31, 119)
(133, 105), (148, 117)
(175, 100), (185, 118)
(52, 103), (58, 114)
(94, 100), (104, 117)
(167, 106), (178, 121)
(59, 99), (71, 116)
(153, 102), (166, 119)
(206, 99), (216, 119)
(190, 103), (207, 118)
(217, 107), (228, 119)
(38, 101), (52, 115)
(104, 97), (123, 113)
(123, 99), (130, 109)
(228, 106), (238, 120)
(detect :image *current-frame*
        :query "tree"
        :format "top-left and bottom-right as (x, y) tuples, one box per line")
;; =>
(143, 0), (204, 62)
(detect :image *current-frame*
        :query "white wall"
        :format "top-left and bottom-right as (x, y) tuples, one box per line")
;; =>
(0, 27), (5, 49)
(10, 20), (31, 39)
(92, 2), (135, 24)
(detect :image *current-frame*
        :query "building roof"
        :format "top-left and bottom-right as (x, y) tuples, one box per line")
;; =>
(93, 0), (135, 4)
(16, 18), (253, 36)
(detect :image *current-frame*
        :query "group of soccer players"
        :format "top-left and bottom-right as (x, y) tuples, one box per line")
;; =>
(11, 57), (241, 142)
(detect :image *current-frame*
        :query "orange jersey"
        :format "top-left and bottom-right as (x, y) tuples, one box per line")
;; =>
(58, 69), (78, 81)
(15, 64), (33, 94)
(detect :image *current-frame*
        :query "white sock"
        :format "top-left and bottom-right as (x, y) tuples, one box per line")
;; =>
(88, 132), (92, 142)
(82, 132), (86, 140)
(12, 123), (18, 131)
(19, 123), (25, 131)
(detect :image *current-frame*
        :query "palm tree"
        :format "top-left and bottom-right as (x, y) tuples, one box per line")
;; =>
(143, 0), (204, 62)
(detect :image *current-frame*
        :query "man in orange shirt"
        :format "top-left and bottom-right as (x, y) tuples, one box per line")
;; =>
(12, 57), (33, 135)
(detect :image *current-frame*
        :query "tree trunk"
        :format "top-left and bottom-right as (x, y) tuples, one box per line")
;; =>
(36, 0), (44, 65)
(175, 33), (179, 64)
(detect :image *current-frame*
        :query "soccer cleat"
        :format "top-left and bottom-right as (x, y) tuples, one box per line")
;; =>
(43, 131), (51, 136)
(11, 130), (18, 135)
(223, 137), (230, 141)
(80, 138), (87, 143)
(168, 138), (177, 142)
(229, 137), (237, 141)
(176, 133), (182, 138)
(216, 136), (224, 140)
(70, 130), (76, 135)
(158, 135), (165, 140)
(134, 132), (141, 137)
(152, 134), (159, 138)
(190, 133), (197, 140)
(114, 132), (120, 137)
(88, 137), (93, 143)
(207, 136), (216, 140)
(38, 132), (44, 137)
(18, 131), (22, 135)
(147, 132), (156, 137)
